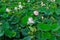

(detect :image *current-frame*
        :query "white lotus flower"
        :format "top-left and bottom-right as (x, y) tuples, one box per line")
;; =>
(34, 11), (39, 16)
(27, 17), (34, 24)
(6, 8), (11, 12)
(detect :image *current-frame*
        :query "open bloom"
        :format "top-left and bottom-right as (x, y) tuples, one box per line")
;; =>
(34, 11), (39, 16)
(6, 8), (11, 12)
(27, 17), (34, 24)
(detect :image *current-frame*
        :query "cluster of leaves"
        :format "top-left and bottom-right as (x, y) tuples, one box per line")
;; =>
(0, 0), (60, 40)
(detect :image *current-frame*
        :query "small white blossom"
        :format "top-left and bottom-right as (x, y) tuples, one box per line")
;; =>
(50, 0), (55, 2)
(0, 22), (2, 25)
(27, 0), (30, 2)
(27, 17), (34, 24)
(42, 16), (44, 19)
(18, 5), (23, 9)
(34, 11), (39, 16)
(18, 2), (21, 4)
(6, 8), (11, 12)
(41, 1), (45, 6)
(14, 7), (18, 10)
(46, 7), (49, 9)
